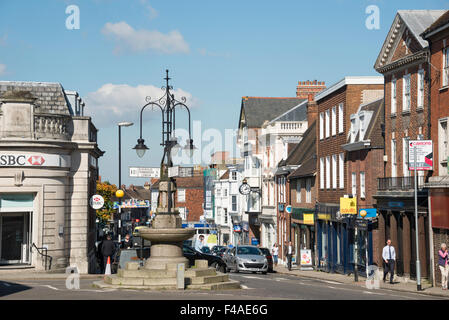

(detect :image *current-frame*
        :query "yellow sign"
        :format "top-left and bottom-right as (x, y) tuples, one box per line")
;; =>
(207, 234), (217, 244)
(303, 213), (314, 225)
(340, 197), (357, 214)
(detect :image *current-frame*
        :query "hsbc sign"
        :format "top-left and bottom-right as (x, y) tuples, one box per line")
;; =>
(0, 153), (71, 168)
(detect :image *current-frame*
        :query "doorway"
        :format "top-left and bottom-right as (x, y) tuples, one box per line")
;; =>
(0, 212), (31, 265)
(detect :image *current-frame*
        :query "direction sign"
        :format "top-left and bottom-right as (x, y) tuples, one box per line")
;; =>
(408, 140), (433, 171)
(168, 166), (179, 178)
(129, 167), (160, 178)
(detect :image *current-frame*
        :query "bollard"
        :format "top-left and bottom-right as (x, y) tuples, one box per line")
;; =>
(177, 263), (185, 290)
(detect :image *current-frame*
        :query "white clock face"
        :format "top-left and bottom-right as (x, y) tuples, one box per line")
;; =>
(239, 183), (251, 195)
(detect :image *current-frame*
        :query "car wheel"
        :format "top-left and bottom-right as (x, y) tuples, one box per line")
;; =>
(218, 264), (226, 273)
(252, 271), (257, 274)
(262, 271), (267, 275)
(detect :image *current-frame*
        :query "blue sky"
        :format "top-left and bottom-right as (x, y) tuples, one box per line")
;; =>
(0, 0), (447, 186)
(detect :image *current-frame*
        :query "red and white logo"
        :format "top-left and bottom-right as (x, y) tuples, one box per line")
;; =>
(27, 155), (45, 166)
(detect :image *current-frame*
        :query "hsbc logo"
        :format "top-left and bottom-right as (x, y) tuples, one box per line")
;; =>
(27, 156), (45, 166)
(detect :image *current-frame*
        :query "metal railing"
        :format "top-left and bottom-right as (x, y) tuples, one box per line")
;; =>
(31, 243), (52, 271)
(377, 176), (425, 191)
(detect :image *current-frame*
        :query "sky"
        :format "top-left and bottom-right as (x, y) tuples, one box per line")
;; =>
(0, 0), (447, 186)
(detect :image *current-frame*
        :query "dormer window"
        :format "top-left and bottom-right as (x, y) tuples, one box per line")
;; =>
(359, 115), (365, 140)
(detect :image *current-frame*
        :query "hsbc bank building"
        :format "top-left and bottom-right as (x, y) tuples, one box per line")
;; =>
(0, 81), (104, 273)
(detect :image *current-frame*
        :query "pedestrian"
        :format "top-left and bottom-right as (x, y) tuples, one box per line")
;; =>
(286, 241), (294, 271)
(438, 243), (449, 290)
(382, 239), (396, 284)
(195, 235), (205, 252)
(101, 234), (116, 273)
(122, 233), (133, 249)
(272, 243), (279, 267)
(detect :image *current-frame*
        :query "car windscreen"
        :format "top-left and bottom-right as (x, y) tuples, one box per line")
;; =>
(259, 248), (270, 255)
(236, 246), (262, 255)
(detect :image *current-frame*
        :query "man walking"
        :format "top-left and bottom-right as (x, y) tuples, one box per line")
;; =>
(286, 241), (294, 271)
(101, 234), (116, 273)
(382, 239), (396, 284)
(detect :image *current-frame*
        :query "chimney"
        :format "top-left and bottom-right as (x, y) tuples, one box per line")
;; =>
(307, 99), (318, 126)
(296, 80), (326, 100)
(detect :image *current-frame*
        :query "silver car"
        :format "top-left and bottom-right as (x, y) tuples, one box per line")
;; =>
(223, 245), (268, 274)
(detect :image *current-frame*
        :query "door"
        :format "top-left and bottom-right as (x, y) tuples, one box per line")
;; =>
(0, 212), (30, 265)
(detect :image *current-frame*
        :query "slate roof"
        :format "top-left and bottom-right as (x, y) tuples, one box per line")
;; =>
(421, 10), (449, 37)
(0, 81), (73, 115)
(287, 121), (317, 179)
(398, 10), (446, 48)
(239, 97), (306, 129)
(123, 185), (152, 200)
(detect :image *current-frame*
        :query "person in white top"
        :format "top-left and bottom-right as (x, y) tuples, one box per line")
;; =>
(272, 243), (279, 267)
(286, 241), (294, 271)
(382, 239), (396, 284)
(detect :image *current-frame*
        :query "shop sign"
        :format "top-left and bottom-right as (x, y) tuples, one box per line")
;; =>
(408, 140), (433, 171)
(241, 221), (249, 232)
(300, 249), (313, 267)
(0, 153), (70, 167)
(233, 224), (242, 233)
(90, 195), (104, 210)
(303, 213), (314, 225)
(388, 201), (404, 208)
(358, 208), (377, 219)
(285, 205), (292, 214)
(113, 199), (150, 209)
(340, 197), (357, 214)
(355, 218), (368, 230)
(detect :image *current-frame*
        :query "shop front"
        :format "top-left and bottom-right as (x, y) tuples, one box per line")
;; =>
(291, 207), (315, 267)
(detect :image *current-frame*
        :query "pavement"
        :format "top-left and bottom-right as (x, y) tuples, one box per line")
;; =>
(273, 264), (449, 298)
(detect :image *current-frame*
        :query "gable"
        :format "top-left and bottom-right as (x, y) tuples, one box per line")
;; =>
(390, 28), (423, 62)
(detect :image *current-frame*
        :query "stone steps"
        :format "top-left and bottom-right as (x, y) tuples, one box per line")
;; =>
(185, 268), (217, 278)
(117, 268), (177, 279)
(186, 279), (241, 290)
(188, 273), (229, 285)
(93, 281), (177, 291)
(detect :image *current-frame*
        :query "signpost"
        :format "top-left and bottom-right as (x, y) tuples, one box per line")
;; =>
(129, 167), (160, 178)
(408, 140), (431, 291)
(340, 196), (358, 281)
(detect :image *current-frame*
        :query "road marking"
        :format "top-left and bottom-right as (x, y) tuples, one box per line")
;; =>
(240, 276), (265, 280)
(362, 290), (383, 295)
(241, 285), (252, 289)
(320, 280), (341, 285)
(42, 285), (59, 291)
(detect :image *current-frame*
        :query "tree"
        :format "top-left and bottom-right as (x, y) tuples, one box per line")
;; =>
(96, 181), (117, 224)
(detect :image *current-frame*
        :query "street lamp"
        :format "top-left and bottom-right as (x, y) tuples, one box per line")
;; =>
(134, 69), (196, 216)
(118, 121), (134, 242)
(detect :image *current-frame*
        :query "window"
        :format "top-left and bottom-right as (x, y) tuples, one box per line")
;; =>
(338, 103), (344, 133)
(231, 195), (237, 212)
(216, 188), (221, 197)
(296, 181), (302, 203)
(439, 118), (448, 175)
(403, 74), (411, 111)
(177, 188), (186, 202)
(332, 106), (336, 136)
(320, 157), (325, 189)
(325, 110), (330, 138)
(391, 139), (397, 178)
(332, 154), (337, 189)
(391, 78), (397, 114)
(417, 69), (424, 109)
(360, 172), (365, 199)
(231, 171), (237, 181)
(319, 112), (324, 140)
(339, 153), (344, 189)
(224, 209), (228, 224)
(359, 115), (365, 140)
(444, 47), (449, 87)
(326, 156), (331, 189)
(352, 172), (357, 196)
(403, 137), (410, 177)
(224, 189), (228, 197)
(306, 178), (311, 203)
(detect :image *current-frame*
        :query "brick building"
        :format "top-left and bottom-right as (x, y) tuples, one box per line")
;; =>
(315, 76), (384, 274)
(342, 97), (385, 267)
(422, 10), (449, 286)
(173, 175), (204, 222)
(373, 10), (445, 281)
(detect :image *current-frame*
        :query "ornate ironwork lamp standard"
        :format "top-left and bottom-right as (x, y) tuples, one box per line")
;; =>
(132, 70), (196, 271)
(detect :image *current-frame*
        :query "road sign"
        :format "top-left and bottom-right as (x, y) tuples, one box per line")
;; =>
(408, 140), (433, 171)
(129, 167), (160, 178)
(168, 166), (179, 178)
(89, 194), (104, 210)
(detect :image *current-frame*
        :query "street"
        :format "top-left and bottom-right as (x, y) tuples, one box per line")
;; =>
(0, 272), (445, 300)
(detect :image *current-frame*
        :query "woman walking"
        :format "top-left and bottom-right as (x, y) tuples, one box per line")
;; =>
(272, 243), (279, 267)
(439, 243), (449, 290)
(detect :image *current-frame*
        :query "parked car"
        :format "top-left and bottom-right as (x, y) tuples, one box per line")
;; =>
(211, 245), (226, 256)
(201, 246), (211, 254)
(182, 245), (227, 273)
(258, 247), (273, 272)
(223, 245), (268, 274)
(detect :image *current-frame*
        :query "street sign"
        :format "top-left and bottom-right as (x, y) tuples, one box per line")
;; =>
(89, 194), (104, 210)
(179, 167), (194, 177)
(408, 140), (433, 171)
(285, 205), (292, 214)
(129, 167), (160, 178)
(168, 166), (179, 178)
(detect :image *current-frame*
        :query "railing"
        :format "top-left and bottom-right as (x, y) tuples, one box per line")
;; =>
(377, 176), (425, 191)
(34, 114), (71, 140)
(32, 243), (53, 271)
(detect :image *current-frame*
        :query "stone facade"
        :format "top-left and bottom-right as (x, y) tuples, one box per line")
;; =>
(0, 82), (103, 273)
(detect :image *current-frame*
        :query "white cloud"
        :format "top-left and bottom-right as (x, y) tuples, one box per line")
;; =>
(84, 83), (197, 127)
(0, 64), (6, 76)
(139, 0), (158, 20)
(102, 21), (189, 54)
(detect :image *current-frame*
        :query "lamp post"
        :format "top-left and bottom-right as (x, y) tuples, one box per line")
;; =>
(117, 122), (133, 242)
(133, 69), (196, 217)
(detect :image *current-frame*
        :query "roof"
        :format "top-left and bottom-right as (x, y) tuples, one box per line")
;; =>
(220, 170), (230, 180)
(314, 77), (383, 102)
(267, 99), (308, 124)
(278, 120), (316, 168)
(287, 121), (317, 179)
(398, 10), (446, 47)
(123, 185), (152, 200)
(239, 97), (306, 129)
(0, 81), (73, 115)
(175, 176), (204, 188)
(422, 10), (449, 38)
